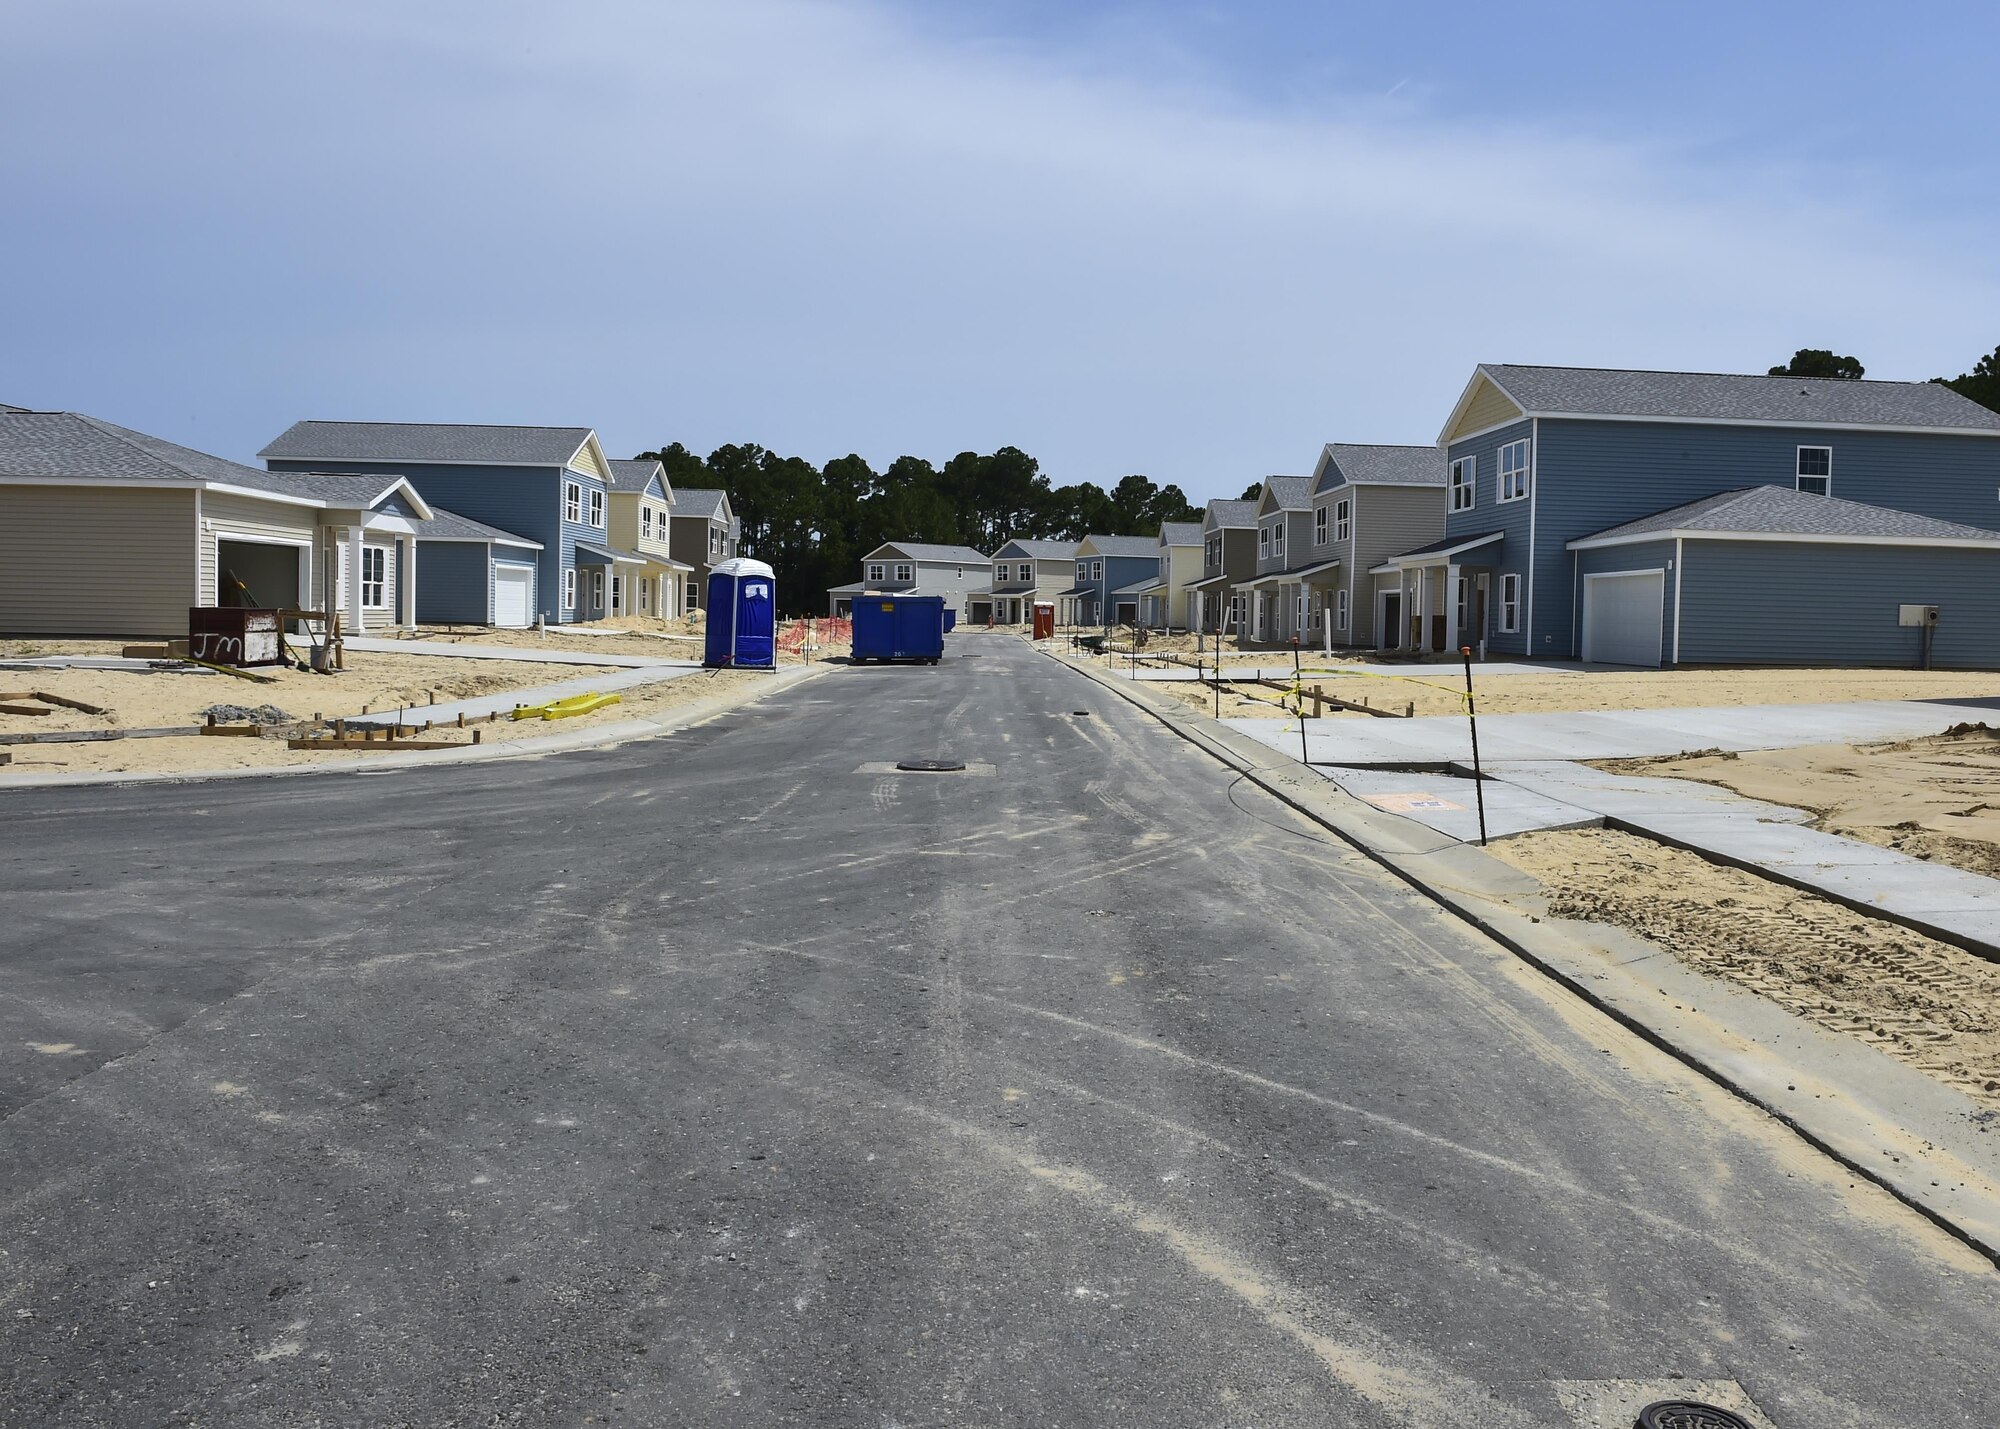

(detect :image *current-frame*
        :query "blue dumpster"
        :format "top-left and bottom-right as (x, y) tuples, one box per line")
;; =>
(703, 558), (777, 668)
(852, 594), (945, 664)
(942, 609), (958, 633)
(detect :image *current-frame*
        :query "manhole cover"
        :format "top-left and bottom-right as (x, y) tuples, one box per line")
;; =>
(1072, 710), (1092, 717)
(1636, 1404), (1753, 1429)
(896, 759), (967, 773)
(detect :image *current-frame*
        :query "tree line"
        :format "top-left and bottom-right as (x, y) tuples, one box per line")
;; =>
(635, 442), (1198, 614)
(1769, 344), (2000, 413)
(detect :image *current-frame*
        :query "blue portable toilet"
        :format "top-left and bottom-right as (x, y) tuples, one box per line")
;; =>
(703, 558), (777, 668)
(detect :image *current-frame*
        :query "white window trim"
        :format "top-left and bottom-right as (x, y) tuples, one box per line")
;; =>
(1335, 498), (1351, 543)
(589, 489), (604, 529)
(1314, 507), (1329, 545)
(868, 563), (886, 582)
(1091, 560), (1102, 580)
(565, 481), (582, 524)
(1498, 439), (1530, 503)
(1450, 456), (1476, 512)
(1498, 572), (1521, 633)
(590, 570), (605, 610)
(1335, 588), (1349, 630)
(1797, 445), (1832, 496)
(359, 545), (387, 609)
(895, 563), (914, 583)
(563, 568), (578, 611)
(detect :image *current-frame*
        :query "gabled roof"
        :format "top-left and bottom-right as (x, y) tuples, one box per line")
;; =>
(868, 540), (989, 563)
(0, 410), (430, 514)
(1158, 521), (1203, 546)
(994, 538), (1076, 560)
(1076, 534), (1160, 558)
(607, 458), (671, 498)
(1442, 362), (2000, 443)
(1312, 443), (1446, 495)
(1569, 486), (2000, 549)
(1255, 476), (1312, 514)
(418, 507), (543, 548)
(673, 488), (731, 521)
(1203, 499), (1258, 531)
(260, 419), (607, 469)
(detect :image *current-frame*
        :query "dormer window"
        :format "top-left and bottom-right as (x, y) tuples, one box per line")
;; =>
(1797, 446), (1832, 497)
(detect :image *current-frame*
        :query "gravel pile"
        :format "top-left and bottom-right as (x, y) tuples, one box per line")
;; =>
(199, 703), (295, 726)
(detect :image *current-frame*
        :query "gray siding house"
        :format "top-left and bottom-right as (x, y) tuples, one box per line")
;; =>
(1304, 444), (1446, 651)
(1236, 477), (1314, 643)
(827, 541), (990, 617)
(669, 489), (738, 612)
(1187, 498), (1259, 634)
(972, 539), (1075, 625)
(1385, 364), (2000, 663)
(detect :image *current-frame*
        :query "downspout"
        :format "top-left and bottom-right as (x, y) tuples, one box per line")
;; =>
(1672, 537), (1684, 666)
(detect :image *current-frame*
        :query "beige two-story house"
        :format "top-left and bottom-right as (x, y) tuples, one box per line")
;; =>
(605, 458), (692, 619)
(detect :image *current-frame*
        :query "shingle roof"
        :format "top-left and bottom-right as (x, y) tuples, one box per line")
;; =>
(1204, 499), (1258, 529)
(1480, 364), (2000, 432)
(419, 507), (543, 547)
(674, 488), (729, 520)
(1573, 486), (2000, 546)
(1261, 476), (1312, 510)
(995, 538), (1077, 559)
(606, 458), (666, 494)
(259, 419), (597, 465)
(1081, 534), (1160, 557)
(1110, 578), (1160, 596)
(1317, 443), (1446, 493)
(881, 541), (989, 563)
(1158, 521), (1203, 545)
(0, 411), (416, 509)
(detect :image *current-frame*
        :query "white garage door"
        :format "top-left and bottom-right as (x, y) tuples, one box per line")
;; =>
(493, 565), (535, 628)
(1583, 570), (1665, 667)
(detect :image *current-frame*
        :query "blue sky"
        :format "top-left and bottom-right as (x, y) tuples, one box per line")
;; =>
(3, 0), (1996, 505)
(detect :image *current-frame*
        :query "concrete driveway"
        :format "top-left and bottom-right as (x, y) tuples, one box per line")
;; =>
(3, 631), (1997, 1426)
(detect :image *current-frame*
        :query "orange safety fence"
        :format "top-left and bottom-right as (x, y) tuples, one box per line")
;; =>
(777, 617), (850, 651)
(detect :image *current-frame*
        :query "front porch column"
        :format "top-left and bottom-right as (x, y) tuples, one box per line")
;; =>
(345, 526), (365, 633)
(399, 534), (418, 629)
(1443, 562), (1460, 654)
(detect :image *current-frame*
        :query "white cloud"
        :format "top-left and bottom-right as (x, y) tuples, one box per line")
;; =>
(1, 0), (1991, 496)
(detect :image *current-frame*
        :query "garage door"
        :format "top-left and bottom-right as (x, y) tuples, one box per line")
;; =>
(493, 565), (534, 627)
(1583, 570), (1665, 667)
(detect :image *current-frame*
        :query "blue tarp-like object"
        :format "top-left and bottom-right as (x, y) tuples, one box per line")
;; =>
(703, 557), (777, 668)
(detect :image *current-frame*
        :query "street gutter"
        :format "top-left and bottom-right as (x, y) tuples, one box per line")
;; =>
(1047, 644), (2000, 1269)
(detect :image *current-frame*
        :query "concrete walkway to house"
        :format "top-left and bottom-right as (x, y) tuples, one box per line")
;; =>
(344, 636), (696, 670)
(1484, 760), (2000, 956)
(1225, 695), (2000, 767)
(346, 663), (710, 729)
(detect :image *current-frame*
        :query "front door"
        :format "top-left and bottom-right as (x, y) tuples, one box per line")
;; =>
(1381, 593), (1401, 649)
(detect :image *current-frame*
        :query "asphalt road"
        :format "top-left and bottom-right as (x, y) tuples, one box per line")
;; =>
(3, 631), (1998, 1427)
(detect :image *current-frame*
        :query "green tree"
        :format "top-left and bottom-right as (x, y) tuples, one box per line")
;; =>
(1238, 480), (1264, 501)
(1934, 346), (2000, 415)
(1768, 349), (1865, 379)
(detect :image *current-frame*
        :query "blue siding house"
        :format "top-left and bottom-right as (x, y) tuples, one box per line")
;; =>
(1062, 535), (1160, 626)
(1380, 364), (2000, 665)
(260, 420), (631, 626)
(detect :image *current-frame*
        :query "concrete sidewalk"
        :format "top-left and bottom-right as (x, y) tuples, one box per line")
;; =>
(1226, 695), (2000, 767)
(344, 636), (694, 670)
(1487, 760), (2000, 956)
(1312, 766), (1602, 842)
(1093, 658), (1561, 682)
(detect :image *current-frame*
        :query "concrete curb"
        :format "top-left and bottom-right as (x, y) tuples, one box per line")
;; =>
(1048, 647), (2000, 1267)
(0, 662), (837, 792)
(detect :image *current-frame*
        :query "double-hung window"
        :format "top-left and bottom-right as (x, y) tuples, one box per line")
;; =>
(1335, 498), (1351, 542)
(1498, 439), (1530, 502)
(360, 546), (386, 608)
(563, 568), (578, 611)
(868, 563), (886, 583)
(611, 574), (623, 611)
(564, 482), (582, 524)
(1498, 573), (1521, 633)
(590, 570), (605, 610)
(1077, 561), (1089, 583)
(1314, 507), (1329, 545)
(641, 508), (652, 540)
(1335, 588), (1349, 630)
(588, 489), (604, 528)
(1797, 446), (1831, 497)
(1258, 527), (1269, 557)
(1091, 560), (1102, 580)
(1450, 456), (1476, 512)
(895, 563), (913, 583)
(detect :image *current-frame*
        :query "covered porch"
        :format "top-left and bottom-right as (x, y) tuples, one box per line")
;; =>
(608, 548), (691, 620)
(1372, 530), (1503, 655)
(1185, 573), (1234, 634)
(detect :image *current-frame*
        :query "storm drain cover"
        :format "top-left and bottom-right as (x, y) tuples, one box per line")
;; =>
(1636, 1404), (1753, 1429)
(896, 758), (967, 773)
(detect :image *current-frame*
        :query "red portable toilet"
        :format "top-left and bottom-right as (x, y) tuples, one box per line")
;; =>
(1032, 602), (1056, 640)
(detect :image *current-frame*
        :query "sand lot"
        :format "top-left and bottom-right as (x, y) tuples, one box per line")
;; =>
(1605, 725), (2000, 879)
(1493, 828), (2000, 1111)
(1146, 664), (2000, 720)
(404, 615), (846, 664)
(0, 638), (768, 777)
